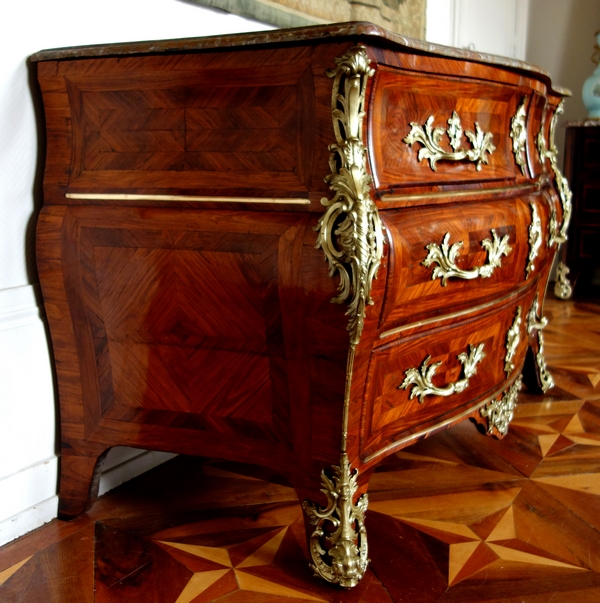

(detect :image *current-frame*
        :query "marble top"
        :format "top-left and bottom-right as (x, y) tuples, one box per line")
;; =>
(30, 21), (567, 95)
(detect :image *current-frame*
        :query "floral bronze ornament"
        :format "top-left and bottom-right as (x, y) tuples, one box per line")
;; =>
(423, 230), (512, 286)
(536, 104), (548, 165)
(538, 101), (572, 245)
(510, 97), (529, 176)
(404, 111), (496, 171)
(527, 298), (548, 335)
(534, 331), (554, 392)
(399, 343), (486, 404)
(554, 261), (573, 299)
(302, 453), (369, 588)
(315, 45), (384, 347)
(527, 299), (554, 392)
(504, 306), (522, 376)
(310, 45), (381, 588)
(548, 208), (559, 248)
(526, 202), (542, 278)
(480, 375), (522, 436)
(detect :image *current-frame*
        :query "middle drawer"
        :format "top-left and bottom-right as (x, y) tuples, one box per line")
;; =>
(379, 193), (552, 331)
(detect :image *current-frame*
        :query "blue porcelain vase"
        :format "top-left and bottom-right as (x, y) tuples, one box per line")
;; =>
(582, 31), (600, 118)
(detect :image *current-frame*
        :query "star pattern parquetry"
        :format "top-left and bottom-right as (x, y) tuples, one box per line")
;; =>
(2, 298), (600, 602)
(375, 495), (588, 586)
(157, 527), (326, 603)
(367, 393), (600, 590)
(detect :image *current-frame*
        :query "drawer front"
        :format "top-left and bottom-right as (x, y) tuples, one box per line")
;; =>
(369, 67), (526, 189)
(361, 289), (536, 460)
(379, 193), (554, 331)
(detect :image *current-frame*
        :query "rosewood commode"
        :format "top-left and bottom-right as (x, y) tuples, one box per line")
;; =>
(31, 23), (571, 588)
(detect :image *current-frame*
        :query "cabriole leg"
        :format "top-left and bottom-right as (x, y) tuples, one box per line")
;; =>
(58, 447), (108, 519)
(301, 453), (369, 588)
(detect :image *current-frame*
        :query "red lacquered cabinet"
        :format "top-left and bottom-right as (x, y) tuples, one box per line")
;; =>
(31, 22), (571, 587)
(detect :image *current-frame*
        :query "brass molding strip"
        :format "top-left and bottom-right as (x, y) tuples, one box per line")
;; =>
(379, 289), (525, 341)
(380, 183), (538, 204)
(362, 375), (522, 464)
(65, 193), (311, 205)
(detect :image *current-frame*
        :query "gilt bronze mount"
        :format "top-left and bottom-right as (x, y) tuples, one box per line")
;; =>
(404, 111), (496, 171)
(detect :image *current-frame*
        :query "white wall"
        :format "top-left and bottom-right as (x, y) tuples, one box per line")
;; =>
(426, 0), (529, 60)
(526, 0), (600, 156)
(0, 0), (270, 547)
(427, 0), (600, 158)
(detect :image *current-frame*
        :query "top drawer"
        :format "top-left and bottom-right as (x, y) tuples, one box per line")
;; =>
(369, 67), (527, 190)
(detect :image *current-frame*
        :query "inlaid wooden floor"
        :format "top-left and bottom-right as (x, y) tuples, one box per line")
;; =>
(1, 296), (600, 602)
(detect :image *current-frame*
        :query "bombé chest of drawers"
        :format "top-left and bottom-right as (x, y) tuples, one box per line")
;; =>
(32, 22), (570, 588)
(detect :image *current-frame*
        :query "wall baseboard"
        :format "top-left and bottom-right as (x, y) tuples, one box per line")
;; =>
(0, 285), (43, 332)
(0, 458), (59, 526)
(0, 496), (59, 548)
(0, 450), (176, 547)
(0, 284), (57, 547)
(0, 285), (176, 547)
(98, 449), (178, 496)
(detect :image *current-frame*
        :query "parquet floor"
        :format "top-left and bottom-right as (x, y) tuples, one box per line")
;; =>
(1, 296), (600, 602)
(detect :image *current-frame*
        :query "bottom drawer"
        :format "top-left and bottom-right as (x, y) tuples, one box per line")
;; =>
(360, 288), (538, 460)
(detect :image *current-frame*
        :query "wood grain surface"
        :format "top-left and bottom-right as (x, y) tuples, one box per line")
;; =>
(369, 67), (519, 188)
(1, 296), (599, 602)
(34, 27), (565, 564)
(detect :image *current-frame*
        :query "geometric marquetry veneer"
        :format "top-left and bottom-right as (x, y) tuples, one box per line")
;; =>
(31, 22), (570, 587)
